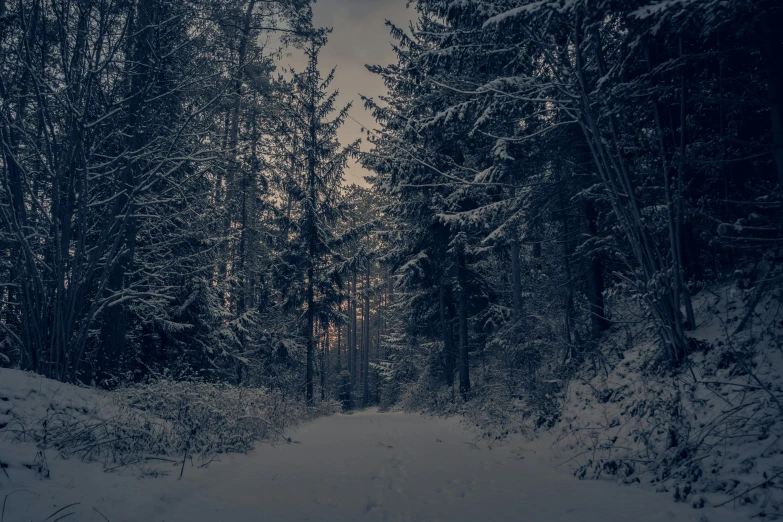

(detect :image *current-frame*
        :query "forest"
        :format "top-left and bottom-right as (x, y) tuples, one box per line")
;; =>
(1, 0), (782, 520)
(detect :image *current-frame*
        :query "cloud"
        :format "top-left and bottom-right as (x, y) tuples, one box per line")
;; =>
(310, 0), (413, 185)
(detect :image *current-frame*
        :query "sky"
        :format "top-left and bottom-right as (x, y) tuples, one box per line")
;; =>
(280, 0), (415, 186)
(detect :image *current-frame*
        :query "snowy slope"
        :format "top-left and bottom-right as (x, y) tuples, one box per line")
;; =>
(551, 280), (783, 518)
(0, 369), (330, 521)
(1, 370), (109, 477)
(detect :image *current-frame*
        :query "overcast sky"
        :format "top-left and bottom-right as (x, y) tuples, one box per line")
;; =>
(280, 0), (414, 186)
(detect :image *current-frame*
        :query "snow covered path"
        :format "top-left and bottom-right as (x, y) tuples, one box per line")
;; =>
(5, 409), (738, 522)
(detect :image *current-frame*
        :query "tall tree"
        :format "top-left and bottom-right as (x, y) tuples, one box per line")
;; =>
(282, 35), (357, 403)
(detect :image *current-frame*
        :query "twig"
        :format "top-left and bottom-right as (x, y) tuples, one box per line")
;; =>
(49, 513), (76, 522)
(179, 432), (192, 479)
(734, 256), (777, 335)
(45, 503), (80, 521)
(715, 469), (783, 507)
(143, 456), (177, 463)
(698, 381), (763, 390)
(554, 448), (594, 469)
(2, 489), (39, 522)
(718, 314), (783, 415)
(92, 507), (111, 521)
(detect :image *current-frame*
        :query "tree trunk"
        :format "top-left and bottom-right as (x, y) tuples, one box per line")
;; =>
(303, 38), (321, 406)
(362, 263), (371, 406)
(761, 9), (783, 215)
(677, 35), (696, 330)
(439, 283), (454, 386)
(99, 0), (154, 384)
(239, 110), (259, 316)
(457, 253), (470, 395)
(337, 298), (342, 371)
(584, 199), (608, 336)
(375, 282), (382, 403)
(327, 322), (331, 396)
(350, 269), (358, 408)
(306, 264), (314, 404)
(557, 187), (575, 347)
(321, 318), (327, 401)
(511, 238), (523, 319)
(226, 0), (257, 204)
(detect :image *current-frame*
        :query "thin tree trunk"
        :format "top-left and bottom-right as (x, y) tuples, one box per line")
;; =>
(362, 263), (371, 406)
(226, 0), (257, 203)
(350, 269), (357, 408)
(558, 186), (575, 347)
(584, 199), (608, 336)
(439, 282), (454, 386)
(304, 39), (320, 406)
(457, 252), (470, 395)
(376, 279), (383, 404)
(222, 0), (257, 318)
(337, 297), (342, 371)
(761, 10), (783, 215)
(320, 318), (326, 401)
(677, 35), (696, 330)
(306, 264), (314, 404)
(511, 238), (523, 319)
(326, 321), (331, 398)
(573, 20), (689, 361)
(376, 282), (381, 360)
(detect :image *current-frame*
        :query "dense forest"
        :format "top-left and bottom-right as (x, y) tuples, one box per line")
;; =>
(360, 0), (783, 416)
(1, 0), (783, 518)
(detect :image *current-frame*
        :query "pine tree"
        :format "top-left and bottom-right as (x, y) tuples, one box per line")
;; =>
(280, 35), (358, 404)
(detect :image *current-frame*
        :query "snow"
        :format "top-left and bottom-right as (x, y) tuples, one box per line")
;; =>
(630, 1), (694, 21)
(0, 370), (106, 421)
(482, 2), (548, 28)
(3, 394), (741, 521)
(546, 278), (783, 518)
(3, 289), (775, 522)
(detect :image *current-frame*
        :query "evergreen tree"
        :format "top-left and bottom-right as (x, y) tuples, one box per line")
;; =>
(279, 35), (358, 404)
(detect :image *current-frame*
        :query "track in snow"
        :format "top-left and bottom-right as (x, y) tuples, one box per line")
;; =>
(4, 409), (737, 521)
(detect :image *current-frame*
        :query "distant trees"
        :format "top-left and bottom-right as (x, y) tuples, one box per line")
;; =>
(326, 185), (389, 409)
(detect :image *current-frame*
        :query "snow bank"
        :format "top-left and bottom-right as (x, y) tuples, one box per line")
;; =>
(1, 370), (335, 468)
(1, 370), (111, 473)
(552, 280), (783, 518)
(0, 370), (336, 516)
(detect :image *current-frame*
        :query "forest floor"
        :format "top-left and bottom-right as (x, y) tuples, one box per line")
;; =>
(2, 406), (743, 522)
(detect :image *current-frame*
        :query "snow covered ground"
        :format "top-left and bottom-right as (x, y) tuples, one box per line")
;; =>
(3, 405), (743, 522)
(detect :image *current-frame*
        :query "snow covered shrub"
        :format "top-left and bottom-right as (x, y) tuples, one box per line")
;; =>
(0, 370), (336, 475)
(461, 333), (565, 438)
(395, 341), (460, 414)
(0, 370), (169, 470)
(115, 380), (284, 463)
(115, 379), (338, 467)
(376, 321), (426, 410)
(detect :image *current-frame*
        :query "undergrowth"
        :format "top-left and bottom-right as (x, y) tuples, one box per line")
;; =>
(0, 377), (337, 476)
